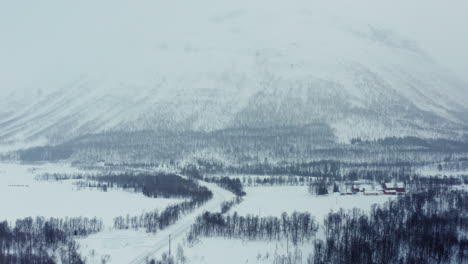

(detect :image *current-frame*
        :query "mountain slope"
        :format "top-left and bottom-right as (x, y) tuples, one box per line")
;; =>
(1, 1), (467, 147)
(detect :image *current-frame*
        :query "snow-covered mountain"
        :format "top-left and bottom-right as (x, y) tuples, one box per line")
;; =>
(1, 1), (468, 148)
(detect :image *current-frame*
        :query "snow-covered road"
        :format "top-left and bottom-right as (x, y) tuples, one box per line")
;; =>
(78, 180), (234, 264)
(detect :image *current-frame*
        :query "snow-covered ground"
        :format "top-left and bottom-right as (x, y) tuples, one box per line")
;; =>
(0, 163), (184, 227)
(234, 186), (393, 220)
(0, 163), (395, 264)
(77, 181), (234, 264)
(2, 1), (468, 147)
(77, 181), (393, 264)
(0, 162), (235, 263)
(183, 238), (308, 264)
(0, 162), (91, 184)
(178, 185), (394, 264)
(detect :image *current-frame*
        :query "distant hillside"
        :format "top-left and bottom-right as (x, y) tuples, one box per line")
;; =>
(1, 1), (468, 150)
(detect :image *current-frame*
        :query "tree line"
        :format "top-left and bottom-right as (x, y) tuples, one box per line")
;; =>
(0, 216), (103, 264)
(109, 174), (213, 233)
(187, 211), (319, 245)
(113, 193), (211, 233)
(183, 166), (246, 197)
(203, 176), (246, 197)
(240, 175), (312, 187)
(220, 197), (244, 214)
(90, 173), (212, 200)
(308, 179), (332, 195)
(312, 188), (468, 264)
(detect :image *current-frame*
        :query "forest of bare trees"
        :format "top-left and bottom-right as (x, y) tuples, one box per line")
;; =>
(0, 216), (102, 264)
(312, 188), (468, 264)
(90, 173), (212, 199)
(97, 173), (214, 233)
(188, 211), (319, 245)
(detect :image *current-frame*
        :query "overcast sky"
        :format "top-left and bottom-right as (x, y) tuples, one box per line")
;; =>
(1, 0), (467, 95)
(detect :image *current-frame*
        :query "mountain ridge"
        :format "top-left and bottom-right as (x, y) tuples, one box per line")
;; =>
(1, 3), (467, 148)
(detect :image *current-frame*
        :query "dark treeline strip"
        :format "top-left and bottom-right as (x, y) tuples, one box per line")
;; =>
(16, 125), (335, 163)
(183, 166), (247, 203)
(0, 216), (103, 264)
(196, 164), (411, 188)
(90, 173), (212, 200)
(188, 160), (415, 186)
(411, 175), (468, 190)
(37, 173), (86, 181)
(203, 176), (246, 197)
(236, 175), (313, 187)
(352, 136), (468, 152)
(16, 127), (468, 173)
(113, 192), (212, 233)
(220, 197), (244, 214)
(308, 180), (331, 195)
(306, 175), (466, 196)
(188, 211), (319, 245)
(197, 159), (420, 178)
(183, 165), (247, 197)
(203, 173), (465, 192)
(313, 188), (468, 264)
(108, 173), (214, 233)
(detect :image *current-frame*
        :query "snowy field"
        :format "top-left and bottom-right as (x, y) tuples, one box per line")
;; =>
(179, 186), (394, 264)
(77, 181), (234, 264)
(0, 162), (235, 263)
(0, 163), (184, 227)
(183, 238), (309, 264)
(234, 186), (393, 220)
(0, 163), (395, 264)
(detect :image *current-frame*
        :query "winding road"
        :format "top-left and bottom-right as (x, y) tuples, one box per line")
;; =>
(78, 179), (233, 264)
(129, 180), (229, 264)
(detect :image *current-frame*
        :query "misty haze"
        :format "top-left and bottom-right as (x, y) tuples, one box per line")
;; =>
(1, 1), (468, 264)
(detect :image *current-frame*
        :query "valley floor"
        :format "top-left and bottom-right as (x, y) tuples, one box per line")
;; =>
(77, 181), (234, 264)
(235, 186), (393, 220)
(2, 162), (467, 264)
(179, 186), (394, 264)
(0, 163), (183, 227)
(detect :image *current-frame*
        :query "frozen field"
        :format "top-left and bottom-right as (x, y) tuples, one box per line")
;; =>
(234, 186), (393, 221)
(0, 163), (184, 227)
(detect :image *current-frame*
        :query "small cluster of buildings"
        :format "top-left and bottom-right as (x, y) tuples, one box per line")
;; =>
(340, 180), (406, 196)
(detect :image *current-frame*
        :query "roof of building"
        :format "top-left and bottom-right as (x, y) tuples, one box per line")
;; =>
(384, 182), (405, 188)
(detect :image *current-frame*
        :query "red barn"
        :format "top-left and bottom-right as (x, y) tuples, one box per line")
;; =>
(383, 182), (405, 195)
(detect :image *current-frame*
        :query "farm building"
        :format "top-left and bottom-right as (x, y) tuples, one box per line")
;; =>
(383, 182), (405, 195)
(341, 181), (381, 195)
